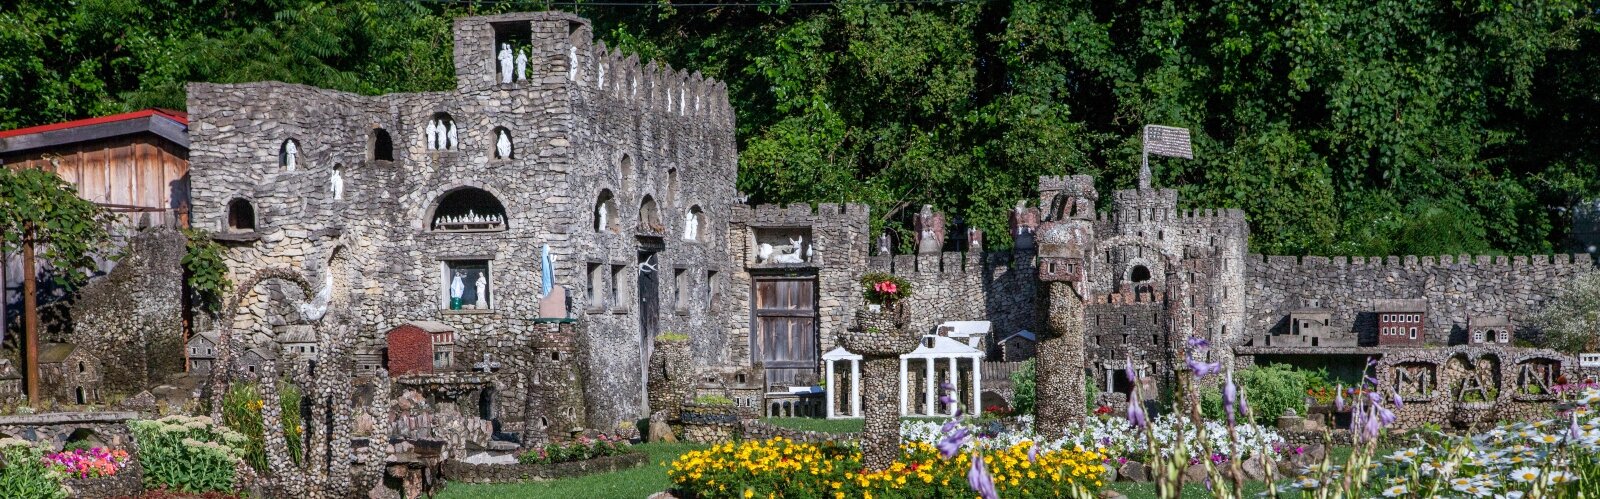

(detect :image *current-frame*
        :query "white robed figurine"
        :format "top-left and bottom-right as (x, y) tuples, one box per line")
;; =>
(284, 141), (298, 170)
(597, 202), (609, 230)
(496, 129), (512, 159)
(331, 166), (344, 200)
(515, 49), (528, 82)
(682, 211), (698, 241)
(446, 121), (458, 150)
(426, 120), (439, 150)
(498, 43), (514, 84)
(474, 278), (487, 309)
(449, 271), (465, 309)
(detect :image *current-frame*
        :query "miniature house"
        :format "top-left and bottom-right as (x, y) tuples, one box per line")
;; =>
(38, 343), (102, 405)
(1468, 316), (1513, 345)
(275, 324), (319, 362)
(1374, 299), (1427, 346)
(187, 331), (221, 372)
(0, 359), (23, 403)
(385, 321), (457, 376)
(237, 347), (277, 375)
(1254, 309), (1357, 347)
(1000, 330), (1037, 361)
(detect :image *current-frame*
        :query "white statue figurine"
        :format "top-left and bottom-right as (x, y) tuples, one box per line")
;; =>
(773, 236), (805, 264)
(568, 46), (578, 80)
(446, 121), (458, 150)
(450, 271), (465, 309)
(515, 49), (528, 82)
(284, 140), (298, 170)
(597, 62), (606, 87)
(498, 43), (514, 84)
(683, 212), (697, 241)
(496, 129), (512, 159)
(597, 203), (609, 230)
(426, 120), (439, 150)
(474, 277), (487, 309)
(331, 167), (343, 200)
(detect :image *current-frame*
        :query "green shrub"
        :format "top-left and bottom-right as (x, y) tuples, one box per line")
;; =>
(516, 434), (631, 465)
(1009, 359), (1035, 415)
(656, 331), (690, 342)
(1201, 364), (1319, 425)
(0, 439), (66, 499)
(220, 380), (304, 471)
(129, 415), (246, 493)
(692, 394), (734, 406)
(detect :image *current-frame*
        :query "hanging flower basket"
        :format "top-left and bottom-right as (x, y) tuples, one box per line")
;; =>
(840, 302), (920, 357)
(860, 272), (912, 306)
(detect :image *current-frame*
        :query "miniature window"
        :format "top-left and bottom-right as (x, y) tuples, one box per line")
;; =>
(1473, 331), (1484, 343)
(619, 154), (635, 192)
(666, 168), (679, 207)
(639, 195), (662, 233)
(441, 260), (491, 310)
(279, 139), (301, 171)
(587, 263), (604, 310)
(673, 268), (689, 313)
(594, 190), (619, 233)
(1498, 330), (1510, 343)
(491, 21), (532, 84)
(370, 128), (393, 161)
(1130, 265), (1151, 283)
(706, 270), (719, 311)
(682, 206), (706, 242)
(491, 126), (515, 159)
(430, 187), (507, 232)
(610, 264), (627, 310)
(1409, 327), (1417, 339)
(227, 198), (256, 232)
(426, 112), (457, 151)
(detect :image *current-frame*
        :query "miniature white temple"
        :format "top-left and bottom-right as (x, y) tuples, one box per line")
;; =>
(822, 321), (990, 419)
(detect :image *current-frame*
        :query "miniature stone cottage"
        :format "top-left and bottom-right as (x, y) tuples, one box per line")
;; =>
(38, 343), (102, 405)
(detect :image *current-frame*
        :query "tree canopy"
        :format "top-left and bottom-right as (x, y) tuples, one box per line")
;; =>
(3, 0), (1596, 255)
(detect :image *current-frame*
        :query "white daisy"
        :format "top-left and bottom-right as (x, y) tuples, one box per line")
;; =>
(1509, 466), (1539, 483)
(1382, 485), (1408, 497)
(1545, 470), (1574, 485)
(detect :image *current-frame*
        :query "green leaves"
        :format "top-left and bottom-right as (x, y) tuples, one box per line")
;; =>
(181, 229), (232, 314)
(0, 168), (111, 289)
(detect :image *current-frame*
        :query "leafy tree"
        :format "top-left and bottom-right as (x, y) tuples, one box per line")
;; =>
(0, 168), (111, 402)
(1532, 272), (1600, 354)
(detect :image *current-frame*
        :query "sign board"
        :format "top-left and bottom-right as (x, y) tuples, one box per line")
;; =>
(1143, 125), (1193, 159)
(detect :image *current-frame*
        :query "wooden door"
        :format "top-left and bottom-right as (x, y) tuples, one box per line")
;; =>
(751, 277), (818, 390)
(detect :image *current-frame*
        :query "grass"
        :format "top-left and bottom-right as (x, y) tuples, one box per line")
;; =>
(434, 442), (705, 499)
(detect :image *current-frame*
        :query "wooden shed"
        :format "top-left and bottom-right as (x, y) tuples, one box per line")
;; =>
(0, 108), (191, 227)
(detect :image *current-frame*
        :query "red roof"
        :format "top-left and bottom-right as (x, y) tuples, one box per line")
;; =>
(0, 109), (187, 139)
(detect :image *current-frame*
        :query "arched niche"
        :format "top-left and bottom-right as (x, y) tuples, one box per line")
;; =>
(619, 154), (635, 192)
(1130, 265), (1152, 283)
(279, 139), (302, 171)
(426, 112), (458, 151)
(666, 168), (679, 207)
(638, 195), (662, 233)
(491, 126), (515, 159)
(227, 198), (257, 232)
(331, 163), (345, 201)
(594, 189), (619, 233)
(370, 128), (394, 161)
(682, 205), (706, 242)
(428, 187), (507, 232)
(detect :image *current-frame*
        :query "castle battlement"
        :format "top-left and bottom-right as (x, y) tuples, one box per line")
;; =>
(733, 202), (871, 225)
(1250, 253), (1595, 269)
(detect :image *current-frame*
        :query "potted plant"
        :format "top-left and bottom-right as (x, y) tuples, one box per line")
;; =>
(860, 272), (911, 313)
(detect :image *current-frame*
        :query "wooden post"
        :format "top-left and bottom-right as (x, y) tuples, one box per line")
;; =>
(21, 227), (38, 404)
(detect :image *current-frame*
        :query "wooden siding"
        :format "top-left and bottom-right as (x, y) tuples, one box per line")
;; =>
(3, 136), (189, 227)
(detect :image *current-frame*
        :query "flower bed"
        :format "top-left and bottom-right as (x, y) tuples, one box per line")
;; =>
(442, 451), (647, 484)
(902, 413), (1286, 465)
(516, 434), (631, 465)
(668, 437), (1106, 498)
(49, 446), (142, 498)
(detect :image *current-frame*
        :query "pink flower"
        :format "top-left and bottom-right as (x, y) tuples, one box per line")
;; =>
(874, 281), (897, 295)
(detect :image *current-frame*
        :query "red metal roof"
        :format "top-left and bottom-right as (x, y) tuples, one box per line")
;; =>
(0, 108), (188, 139)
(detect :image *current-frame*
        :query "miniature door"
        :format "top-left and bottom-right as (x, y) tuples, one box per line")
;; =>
(751, 277), (819, 391)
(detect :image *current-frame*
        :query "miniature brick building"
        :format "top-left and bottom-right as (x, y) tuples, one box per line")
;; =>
(1374, 299), (1427, 346)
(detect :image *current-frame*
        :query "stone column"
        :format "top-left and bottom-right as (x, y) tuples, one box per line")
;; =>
(898, 357), (908, 416)
(1035, 281), (1088, 439)
(839, 303), (919, 471)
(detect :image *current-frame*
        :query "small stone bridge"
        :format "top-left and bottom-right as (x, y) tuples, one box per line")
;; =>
(0, 411), (139, 451)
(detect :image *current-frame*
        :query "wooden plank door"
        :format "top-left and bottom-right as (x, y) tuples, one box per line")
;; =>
(751, 277), (818, 390)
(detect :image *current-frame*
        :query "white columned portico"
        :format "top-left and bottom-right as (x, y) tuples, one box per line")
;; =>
(825, 358), (836, 418)
(971, 357), (982, 414)
(947, 357), (958, 415)
(899, 357), (908, 416)
(923, 358), (935, 416)
(850, 359), (861, 417)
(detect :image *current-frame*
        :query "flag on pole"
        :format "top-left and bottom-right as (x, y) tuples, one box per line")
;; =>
(1139, 124), (1192, 189)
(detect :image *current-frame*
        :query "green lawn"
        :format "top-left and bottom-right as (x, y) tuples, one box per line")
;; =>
(435, 442), (706, 499)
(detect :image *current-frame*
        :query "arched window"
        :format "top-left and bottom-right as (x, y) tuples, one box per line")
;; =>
(427, 112), (457, 151)
(429, 187), (507, 232)
(683, 205), (706, 242)
(594, 190), (618, 233)
(1131, 265), (1151, 283)
(666, 168), (679, 207)
(370, 128), (393, 161)
(491, 126), (515, 159)
(279, 139), (301, 171)
(619, 154), (635, 192)
(638, 195), (661, 233)
(227, 198), (256, 232)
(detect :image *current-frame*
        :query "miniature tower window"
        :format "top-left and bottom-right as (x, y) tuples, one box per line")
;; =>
(370, 128), (393, 161)
(430, 187), (507, 232)
(706, 270), (719, 312)
(279, 139), (301, 171)
(610, 264), (628, 310)
(673, 268), (688, 312)
(1131, 265), (1151, 283)
(666, 168), (679, 206)
(426, 112), (458, 151)
(441, 260), (491, 311)
(491, 21), (532, 84)
(683, 206), (706, 242)
(619, 154), (636, 192)
(491, 127), (515, 159)
(594, 189), (619, 233)
(638, 195), (662, 233)
(587, 263), (605, 309)
(227, 198), (256, 232)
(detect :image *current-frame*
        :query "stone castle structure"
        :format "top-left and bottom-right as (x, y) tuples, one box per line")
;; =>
(156, 9), (1595, 496)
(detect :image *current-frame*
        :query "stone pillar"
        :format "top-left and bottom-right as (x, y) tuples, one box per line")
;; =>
(898, 357), (908, 416)
(839, 303), (919, 471)
(1036, 281), (1087, 438)
(647, 337), (694, 420)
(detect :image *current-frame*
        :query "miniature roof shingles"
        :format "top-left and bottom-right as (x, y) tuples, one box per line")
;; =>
(1470, 315), (1513, 328)
(1371, 299), (1427, 312)
(38, 343), (79, 364)
(407, 320), (454, 333)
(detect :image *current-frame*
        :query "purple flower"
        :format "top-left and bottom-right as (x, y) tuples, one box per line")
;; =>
(1223, 367), (1238, 425)
(968, 453), (999, 499)
(1186, 336), (1211, 350)
(940, 394), (955, 406)
(1124, 357), (1138, 383)
(937, 427), (969, 459)
(1127, 397), (1149, 428)
(1187, 355), (1221, 379)
(1392, 391), (1404, 410)
(1334, 384), (1345, 412)
(1570, 413), (1582, 441)
(941, 381), (955, 394)
(1027, 444), (1038, 464)
(1378, 407), (1396, 426)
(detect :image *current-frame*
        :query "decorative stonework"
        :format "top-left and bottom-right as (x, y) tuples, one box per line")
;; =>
(841, 303), (918, 471)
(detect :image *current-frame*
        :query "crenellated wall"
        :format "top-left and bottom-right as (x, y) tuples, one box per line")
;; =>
(1246, 253), (1596, 345)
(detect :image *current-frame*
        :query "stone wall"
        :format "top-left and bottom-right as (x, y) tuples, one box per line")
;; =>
(866, 250), (1040, 353)
(441, 451), (646, 483)
(65, 227), (186, 395)
(1246, 254), (1595, 345)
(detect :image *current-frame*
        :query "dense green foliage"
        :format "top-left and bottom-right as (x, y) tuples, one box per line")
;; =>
(3, 1), (1597, 255)
(221, 380), (304, 471)
(1533, 272), (1600, 354)
(129, 415), (245, 493)
(180, 228), (231, 314)
(1010, 358), (1035, 415)
(0, 169), (111, 287)
(1200, 364), (1333, 426)
(0, 440), (66, 499)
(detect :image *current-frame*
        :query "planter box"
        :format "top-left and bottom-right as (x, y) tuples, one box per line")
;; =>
(442, 451), (647, 484)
